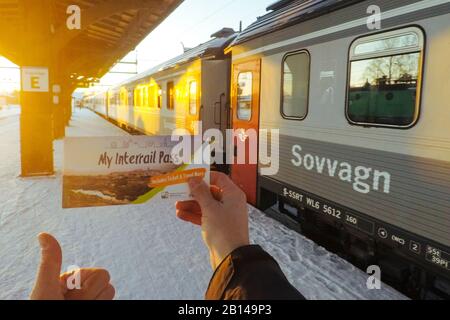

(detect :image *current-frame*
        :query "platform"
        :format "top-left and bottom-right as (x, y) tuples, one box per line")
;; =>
(0, 108), (406, 300)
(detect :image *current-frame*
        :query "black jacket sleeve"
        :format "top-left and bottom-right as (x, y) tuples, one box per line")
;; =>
(205, 245), (305, 300)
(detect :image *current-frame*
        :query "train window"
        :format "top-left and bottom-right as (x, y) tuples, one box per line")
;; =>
(120, 90), (127, 107)
(148, 85), (156, 108)
(281, 51), (310, 120)
(128, 91), (134, 107)
(347, 27), (424, 128)
(189, 81), (198, 115)
(134, 88), (140, 107)
(167, 81), (175, 110)
(237, 72), (253, 121)
(157, 88), (162, 109)
(135, 87), (145, 108)
(151, 85), (161, 109)
(143, 87), (149, 108)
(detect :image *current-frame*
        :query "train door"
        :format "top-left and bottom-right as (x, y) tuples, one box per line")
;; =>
(201, 60), (230, 136)
(186, 75), (201, 135)
(201, 60), (231, 171)
(231, 59), (261, 205)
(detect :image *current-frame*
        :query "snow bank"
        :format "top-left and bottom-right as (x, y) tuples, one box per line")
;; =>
(0, 105), (20, 119)
(0, 109), (406, 300)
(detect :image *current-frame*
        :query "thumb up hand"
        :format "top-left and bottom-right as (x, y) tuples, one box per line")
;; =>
(30, 233), (115, 300)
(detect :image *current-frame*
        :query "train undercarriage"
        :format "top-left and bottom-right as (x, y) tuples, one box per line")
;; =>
(258, 185), (450, 300)
(96, 112), (450, 300)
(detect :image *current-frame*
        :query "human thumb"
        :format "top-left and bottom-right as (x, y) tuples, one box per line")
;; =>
(30, 233), (63, 300)
(188, 177), (215, 211)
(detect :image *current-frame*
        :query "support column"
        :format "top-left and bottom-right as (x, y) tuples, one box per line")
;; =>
(65, 96), (72, 126)
(65, 85), (75, 126)
(20, 88), (55, 176)
(53, 82), (66, 140)
(59, 85), (74, 129)
(53, 59), (76, 138)
(19, 0), (55, 176)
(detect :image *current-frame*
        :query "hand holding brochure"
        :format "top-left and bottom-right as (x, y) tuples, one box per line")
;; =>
(62, 136), (209, 209)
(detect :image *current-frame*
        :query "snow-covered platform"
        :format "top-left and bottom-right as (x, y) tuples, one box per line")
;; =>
(0, 108), (407, 300)
(0, 105), (20, 120)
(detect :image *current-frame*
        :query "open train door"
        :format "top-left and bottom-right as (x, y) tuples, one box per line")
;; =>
(231, 59), (261, 206)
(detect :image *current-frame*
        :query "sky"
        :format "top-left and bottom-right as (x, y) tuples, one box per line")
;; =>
(0, 57), (19, 93)
(0, 0), (275, 93)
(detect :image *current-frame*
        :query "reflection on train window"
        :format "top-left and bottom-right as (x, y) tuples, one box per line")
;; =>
(140, 88), (145, 107)
(237, 72), (253, 121)
(134, 88), (141, 107)
(167, 81), (174, 110)
(348, 27), (424, 127)
(354, 33), (419, 56)
(189, 81), (197, 115)
(282, 51), (310, 119)
(119, 90), (126, 106)
(149, 85), (157, 109)
(120, 90), (126, 107)
(157, 88), (162, 109)
(143, 87), (149, 108)
(128, 91), (134, 108)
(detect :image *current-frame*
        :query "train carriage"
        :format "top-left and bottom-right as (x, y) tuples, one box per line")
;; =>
(227, 0), (450, 297)
(82, 0), (450, 298)
(84, 92), (108, 117)
(98, 28), (237, 138)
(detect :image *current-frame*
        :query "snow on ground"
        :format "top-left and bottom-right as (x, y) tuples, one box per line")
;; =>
(0, 108), (407, 300)
(0, 105), (20, 119)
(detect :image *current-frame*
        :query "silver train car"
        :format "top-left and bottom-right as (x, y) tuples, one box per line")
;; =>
(227, 0), (450, 298)
(82, 0), (450, 298)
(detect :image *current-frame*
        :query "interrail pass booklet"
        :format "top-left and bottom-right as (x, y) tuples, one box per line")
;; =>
(63, 136), (209, 209)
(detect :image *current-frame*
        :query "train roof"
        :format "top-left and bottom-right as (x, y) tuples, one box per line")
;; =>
(113, 28), (237, 89)
(229, 0), (365, 47)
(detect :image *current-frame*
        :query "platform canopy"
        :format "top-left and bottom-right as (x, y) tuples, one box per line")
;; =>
(0, 0), (182, 177)
(0, 0), (182, 86)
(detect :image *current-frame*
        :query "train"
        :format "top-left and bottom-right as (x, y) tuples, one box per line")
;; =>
(85, 27), (235, 138)
(83, 0), (450, 299)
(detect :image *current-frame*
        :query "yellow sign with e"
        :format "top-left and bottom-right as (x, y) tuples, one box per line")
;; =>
(21, 67), (49, 92)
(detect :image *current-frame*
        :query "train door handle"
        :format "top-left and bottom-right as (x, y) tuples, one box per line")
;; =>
(214, 102), (221, 125)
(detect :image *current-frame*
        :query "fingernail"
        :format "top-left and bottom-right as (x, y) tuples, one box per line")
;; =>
(38, 234), (49, 250)
(188, 177), (202, 188)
